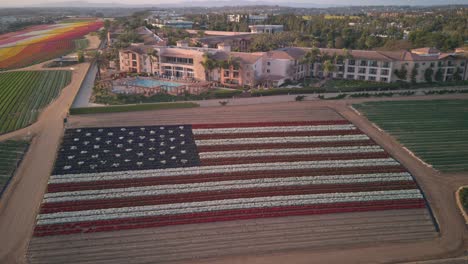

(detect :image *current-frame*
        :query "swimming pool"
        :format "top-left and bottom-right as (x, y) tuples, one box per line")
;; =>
(129, 79), (183, 88)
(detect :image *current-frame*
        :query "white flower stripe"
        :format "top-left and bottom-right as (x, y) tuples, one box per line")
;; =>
(49, 158), (400, 183)
(199, 146), (383, 159)
(44, 172), (413, 203)
(37, 189), (423, 225)
(192, 125), (357, 134)
(195, 135), (370, 146)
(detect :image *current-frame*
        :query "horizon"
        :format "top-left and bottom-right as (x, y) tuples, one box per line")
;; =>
(1, 0), (468, 8)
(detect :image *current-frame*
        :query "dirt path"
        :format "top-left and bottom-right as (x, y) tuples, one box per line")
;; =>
(0, 62), (90, 263)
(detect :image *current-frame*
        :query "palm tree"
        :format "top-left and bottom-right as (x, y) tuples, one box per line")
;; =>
(300, 48), (320, 77)
(200, 53), (217, 81)
(322, 60), (336, 79)
(87, 50), (108, 80)
(147, 49), (158, 76)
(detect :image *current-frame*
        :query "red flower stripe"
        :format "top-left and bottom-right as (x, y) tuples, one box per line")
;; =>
(47, 166), (407, 193)
(40, 181), (417, 214)
(191, 120), (350, 129)
(193, 130), (363, 140)
(34, 199), (426, 237)
(200, 152), (390, 166)
(197, 140), (377, 152)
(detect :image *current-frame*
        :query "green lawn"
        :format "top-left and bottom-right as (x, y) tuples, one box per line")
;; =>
(0, 71), (71, 134)
(354, 100), (468, 173)
(70, 102), (199, 115)
(0, 140), (29, 195)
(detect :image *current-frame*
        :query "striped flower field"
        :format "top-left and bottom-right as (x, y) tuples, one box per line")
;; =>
(0, 20), (102, 70)
(33, 120), (436, 237)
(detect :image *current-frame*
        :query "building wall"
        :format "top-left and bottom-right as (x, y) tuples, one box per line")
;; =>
(119, 46), (468, 87)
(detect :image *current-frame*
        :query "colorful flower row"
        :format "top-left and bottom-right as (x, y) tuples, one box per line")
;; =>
(48, 158), (401, 183)
(46, 165), (408, 193)
(40, 181), (418, 214)
(33, 199), (427, 237)
(44, 172), (414, 203)
(37, 189), (423, 226)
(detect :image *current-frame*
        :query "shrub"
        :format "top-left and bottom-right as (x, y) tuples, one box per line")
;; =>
(219, 101), (228, 106)
(460, 188), (468, 210)
(295, 95), (306, 101)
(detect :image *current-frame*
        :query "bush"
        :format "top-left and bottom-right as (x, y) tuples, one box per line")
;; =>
(460, 188), (468, 210)
(219, 100), (228, 106)
(70, 102), (199, 115)
(318, 94), (347, 100)
(295, 95), (306, 101)
(251, 87), (324, 97)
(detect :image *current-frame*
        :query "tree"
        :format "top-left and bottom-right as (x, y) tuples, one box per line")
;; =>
(77, 50), (85, 63)
(147, 49), (158, 75)
(200, 53), (217, 81)
(453, 67), (462, 81)
(87, 51), (107, 80)
(334, 37), (345, 49)
(323, 60), (336, 79)
(394, 65), (408, 81)
(435, 68), (444, 82)
(424, 68), (434, 83)
(300, 48), (320, 77)
(410, 67), (418, 84)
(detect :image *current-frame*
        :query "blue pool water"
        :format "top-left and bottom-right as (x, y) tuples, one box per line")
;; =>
(129, 79), (182, 88)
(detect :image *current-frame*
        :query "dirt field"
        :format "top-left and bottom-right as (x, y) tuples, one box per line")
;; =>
(1, 94), (468, 263)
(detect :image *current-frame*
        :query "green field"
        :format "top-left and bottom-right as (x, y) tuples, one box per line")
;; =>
(73, 38), (89, 50)
(0, 70), (72, 134)
(0, 140), (29, 195)
(354, 100), (468, 173)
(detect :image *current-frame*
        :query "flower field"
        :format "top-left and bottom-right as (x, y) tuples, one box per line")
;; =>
(33, 120), (436, 237)
(354, 100), (468, 172)
(0, 140), (29, 197)
(0, 20), (102, 70)
(0, 70), (71, 134)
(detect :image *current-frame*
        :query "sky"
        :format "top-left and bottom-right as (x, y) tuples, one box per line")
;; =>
(1, 0), (467, 7)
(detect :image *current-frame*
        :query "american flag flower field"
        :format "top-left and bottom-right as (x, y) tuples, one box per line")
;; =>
(33, 120), (437, 237)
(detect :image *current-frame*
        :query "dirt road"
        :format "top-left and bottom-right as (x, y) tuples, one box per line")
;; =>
(0, 62), (90, 263)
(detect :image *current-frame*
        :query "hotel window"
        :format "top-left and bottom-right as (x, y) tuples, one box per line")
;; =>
(347, 74), (355, 79)
(132, 54), (136, 60)
(380, 77), (388, 82)
(360, 60), (367, 66)
(224, 70), (230, 77)
(348, 59), (356, 65)
(267, 61), (271, 66)
(369, 76), (376, 81)
(430, 62), (435, 67)
(369, 69), (377, 75)
(447, 68), (454, 74)
(381, 69), (389, 75)
(267, 69), (270, 73)
(358, 68), (366, 74)
(358, 75), (365, 80)
(448, 61), (454, 66)
(337, 74), (344, 78)
(461, 62), (466, 67)
(233, 72), (239, 78)
(370, 60), (378, 67)
(347, 66), (355, 72)
(338, 66), (344, 72)
(414, 63), (419, 68)
(132, 61), (137, 67)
